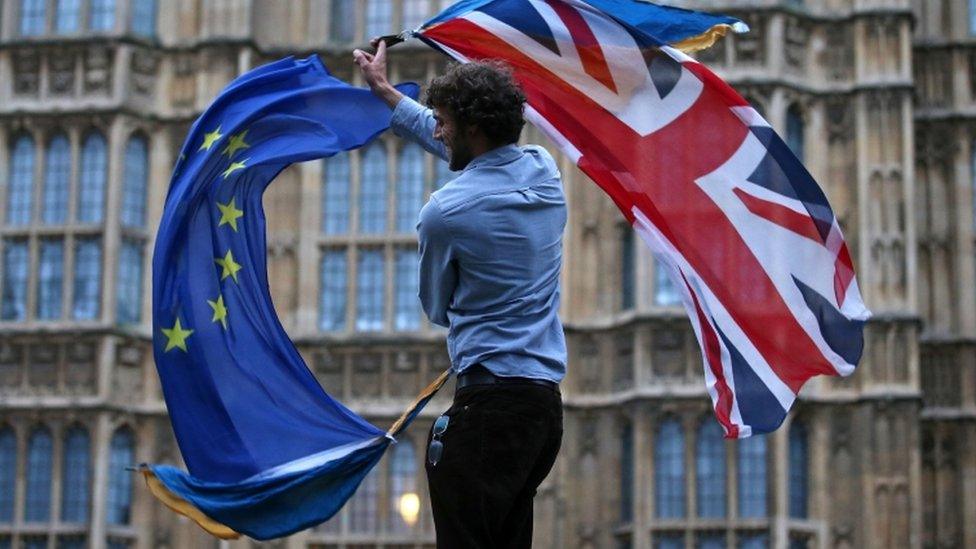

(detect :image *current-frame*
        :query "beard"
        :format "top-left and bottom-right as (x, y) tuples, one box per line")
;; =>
(447, 139), (474, 171)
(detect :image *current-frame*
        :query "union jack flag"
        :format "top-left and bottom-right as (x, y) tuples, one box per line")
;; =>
(417, 0), (871, 438)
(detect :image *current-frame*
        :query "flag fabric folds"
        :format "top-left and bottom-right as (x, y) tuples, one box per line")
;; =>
(145, 54), (436, 540)
(416, 0), (870, 438)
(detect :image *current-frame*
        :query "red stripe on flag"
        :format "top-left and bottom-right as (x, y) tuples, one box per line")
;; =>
(833, 243), (855, 305)
(733, 187), (824, 244)
(544, 0), (618, 93)
(682, 274), (739, 438)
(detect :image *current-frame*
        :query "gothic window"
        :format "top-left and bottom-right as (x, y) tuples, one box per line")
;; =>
(43, 135), (70, 225)
(387, 438), (418, 532)
(7, 135), (34, 226)
(654, 418), (686, 518)
(106, 428), (134, 525)
(620, 421), (634, 523)
(61, 427), (90, 523)
(348, 465), (379, 532)
(37, 239), (65, 320)
(786, 104), (804, 162)
(0, 427), (15, 522)
(20, 0), (46, 35)
(789, 420), (809, 518)
(25, 427), (53, 522)
(320, 249), (347, 331)
(122, 136), (148, 228)
(403, 0), (429, 29)
(395, 248), (420, 330)
(696, 420), (726, 518)
(654, 261), (681, 306)
(356, 249), (385, 331)
(330, 0), (356, 43)
(116, 239), (142, 323)
(1, 240), (29, 320)
(359, 143), (388, 234)
(737, 435), (768, 517)
(366, 0), (392, 39)
(56, 0), (81, 33)
(88, 0), (115, 31)
(78, 132), (107, 223)
(323, 152), (350, 235)
(397, 143), (424, 233)
(435, 158), (456, 190)
(130, 0), (156, 37)
(73, 238), (102, 320)
(621, 227), (635, 310)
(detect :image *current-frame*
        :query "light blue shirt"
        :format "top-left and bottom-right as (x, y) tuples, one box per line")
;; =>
(391, 97), (568, 383)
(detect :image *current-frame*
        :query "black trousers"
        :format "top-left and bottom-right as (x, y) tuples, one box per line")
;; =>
(425, 382), (563, 549)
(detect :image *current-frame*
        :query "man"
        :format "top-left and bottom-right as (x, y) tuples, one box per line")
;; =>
(355, 40), (567, 548)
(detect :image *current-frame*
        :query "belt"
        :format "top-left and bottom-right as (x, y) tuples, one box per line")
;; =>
(456, 364), (559, 392)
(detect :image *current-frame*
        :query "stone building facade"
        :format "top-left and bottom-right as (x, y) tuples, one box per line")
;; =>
(0, 1), (973, 548)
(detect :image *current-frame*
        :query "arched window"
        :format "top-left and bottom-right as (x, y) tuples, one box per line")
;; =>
(402, 0), (429, 30)
(329, 0), (355, 43)
(388, 438), (418, 532)
(1, 240), (29, 321)
(356, 249), (385, 331)
(365, 0), (392, 39)
(359, 143), (388, 234)
(106, 428), (134, 525)
(0, 427), (15, 522)
(695, 420), (726, 518)
(397, 143), (424, 233)
(789, 420), (809, 518)
(348, 465), (379, 533)
(78, 133), (107, 223)
(7, 135), (34, 226)
(88, 0), (115, 31)
(56, 0), (81, 32)
(786, 104), (804, 162)
(323, 152), (350, 235)
(130, 0), (156, 37)
(20, 0), (46, 35)
(36, 239), (64, 320)
(115, 239), (142, 324)
(61, 427), (90, 523)
(25, 427), (53, 522)
(319, 249), (347, 331)
(395, 248), (419, 330)
(737, 434), (768, 517)
(621, 227), (635, 310)
(654, 418), (685, 518)
(73, 238), (102, 320)
(620, 421), (634, 523)
(122, 136), (148, 228)
(43, 135), (70, 225)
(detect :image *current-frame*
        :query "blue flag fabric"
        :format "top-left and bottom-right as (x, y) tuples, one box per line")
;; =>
(147, 54), (424, 540)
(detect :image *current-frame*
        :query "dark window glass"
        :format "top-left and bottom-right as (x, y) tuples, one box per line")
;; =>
(697, 533), (726, 549)
(116, 239), (142, 324)
(786, 105), (804, 161)
(359, 143), (388, 234)
(656, 533), (684, 549)
(56, 0), (81, 32)
(394, 248), (419, 331)
(620, 422), (633, 523)
(88, 0), (115, 30)
(7, 136), (34, 226)
(73, 238), (102, 320)
(20, 0), (47, 35)
(737, 435), (768, 517)
(61, 427), (90, 523)
(356, 249), (384, 331)
(789, 421), (809, 518)
(130, 0), (156, 36)
(25, 427), (53, 522)
(696, 420), (726, 518)
(106, 429), (134, 525)
(78, 133), (107, 223)
(43, 135), (70, 225)
(329, 0), (355, 43)
(323, 153), (350, 235)
(397, 143), (424, 233)
(1, 241), (29, 320)
(738, 533), (769, 549)
(348, 464), (378, 532)
(0, 428), (15, 522)
(122, 136), (148, 228)
(654, 419), (685, 518)
(319, 249), (347, 331)
(621, 228), (634, 310)
(37, 239), (64, 320)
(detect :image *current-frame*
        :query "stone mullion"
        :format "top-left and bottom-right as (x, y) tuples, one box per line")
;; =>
(900, 91), (917, 314)
(88, 413), (111, 549)
(952, 131), (976, 334)
(771, 420), (789, 549)
(297, 157), (323, 336)
(100, 119), (125, 325)
(49, 422), (64, 537)
(143, 129), (173, 331)
(633, 408), (650, 549)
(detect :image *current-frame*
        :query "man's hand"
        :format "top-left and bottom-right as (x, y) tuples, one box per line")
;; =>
(353, 39), (404, 109)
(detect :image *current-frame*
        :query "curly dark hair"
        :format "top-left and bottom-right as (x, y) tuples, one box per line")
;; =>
(425, 61), (527, 146)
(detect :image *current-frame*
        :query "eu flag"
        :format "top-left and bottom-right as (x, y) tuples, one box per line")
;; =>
(143, 55), (440, 540)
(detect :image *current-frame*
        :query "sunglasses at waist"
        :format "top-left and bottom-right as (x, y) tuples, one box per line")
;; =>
(456, 363), (559, 392)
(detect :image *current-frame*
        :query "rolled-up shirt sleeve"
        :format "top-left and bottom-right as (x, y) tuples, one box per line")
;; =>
(417, 197), (457, 327)
(390, 96), (450, 162)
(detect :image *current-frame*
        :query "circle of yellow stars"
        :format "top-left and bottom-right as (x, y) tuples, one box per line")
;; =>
(161, 125), (253, 352)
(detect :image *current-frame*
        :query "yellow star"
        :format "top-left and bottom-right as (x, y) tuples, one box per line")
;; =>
(221, 158), (248, 179)
(222, 130), (250, 158)
(161, 318), (194, 352)
(216, 198), (244, 232)
(199, 126), (223, 152)
(207, 295), (229, 329)
(214, 249), (242, 283)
